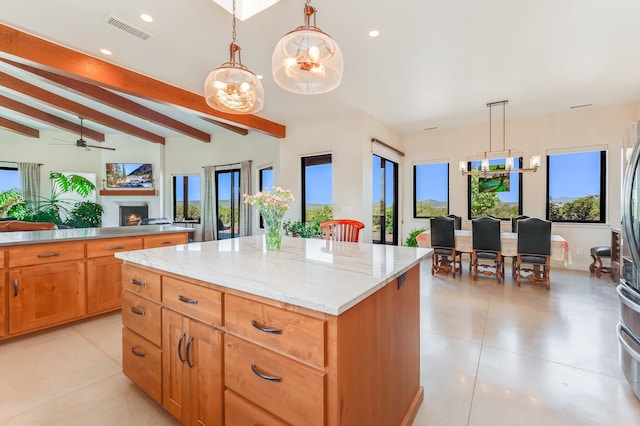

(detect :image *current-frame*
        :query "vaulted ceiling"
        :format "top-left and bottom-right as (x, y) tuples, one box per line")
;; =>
(2, 0), (640, 146)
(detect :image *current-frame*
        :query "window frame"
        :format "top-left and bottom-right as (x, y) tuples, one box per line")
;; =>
(546, 150), (607, 223)
(172, 174), (202, 223)
(413, 162), (450, 218)
(466, 157), (524, 220)
(0, 166), (19, 193)
(258, 166), (273, 229)
(301, 153), (332, 223)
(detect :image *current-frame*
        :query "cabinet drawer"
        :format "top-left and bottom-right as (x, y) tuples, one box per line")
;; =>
(225, 389), (287, 426)
(87, 237), (143, 258)
(8, 242), (84, 268)
(225, 294), (326, 366)
(143, 233), (188, 249)
(122, 264), (161, 302)
(122, 291), (162, 346)
(225, 335), (325, 426)
(162, 276), (221, 325)
(122, 327), (162, 405)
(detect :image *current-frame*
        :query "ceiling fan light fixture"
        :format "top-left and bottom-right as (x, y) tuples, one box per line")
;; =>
(272, 0), (343, 95)
(204, 0), (264, 114)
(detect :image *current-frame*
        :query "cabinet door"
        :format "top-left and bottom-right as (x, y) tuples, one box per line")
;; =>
(187, 319), (223, 426)
(0, 267), (5, 338)
(87, 256), (123, 314)
(162, 309), (189, 423)
(8, 260), (85, 334)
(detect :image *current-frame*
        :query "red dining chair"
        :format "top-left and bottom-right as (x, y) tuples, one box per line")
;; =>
(320, 219), (365, 242)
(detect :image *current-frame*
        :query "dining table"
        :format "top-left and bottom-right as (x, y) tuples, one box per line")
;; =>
(416, 229), (571, 266)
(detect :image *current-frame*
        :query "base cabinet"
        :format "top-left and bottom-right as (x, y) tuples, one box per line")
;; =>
(162, 309), (223, 426)
(0, 250), (5, 338)
(87, 256), (123, 314)
(8, 260), (85, 334)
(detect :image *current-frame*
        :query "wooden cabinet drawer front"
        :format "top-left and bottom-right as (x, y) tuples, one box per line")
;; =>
(225, 389), (288, 426)
(162, 276), (221, 325)
(87, 237), (143, 258)
(122, 291), (162, 346)
(122, 264), (161, 302)
(122, 328), (162, 405)
(143, 233), (188, 249)
(8, 242), (84, 268)
(0, 250), (5, 268)
(225, 294), (326, 366)
(225, 335), (325, 426)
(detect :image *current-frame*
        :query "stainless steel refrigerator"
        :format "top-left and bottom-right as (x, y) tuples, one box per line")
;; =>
(619, 125), (640, 400)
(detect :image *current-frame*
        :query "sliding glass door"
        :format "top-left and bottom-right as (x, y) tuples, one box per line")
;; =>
(215, 169), (240, 239)
(372, 155), (398, 245)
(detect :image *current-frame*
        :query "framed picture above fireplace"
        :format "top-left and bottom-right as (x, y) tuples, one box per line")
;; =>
(105, 163), (153, 189)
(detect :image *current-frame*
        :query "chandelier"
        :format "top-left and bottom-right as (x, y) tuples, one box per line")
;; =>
(459, 100), (540, 176)
(204, 0), (264, 114)
(271, 0), (343, 95)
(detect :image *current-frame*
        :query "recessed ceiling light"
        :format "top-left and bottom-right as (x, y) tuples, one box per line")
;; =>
(140, 14), (153, 23)
(369, 30), (380, 38)
(100, 48), (112, 55)
(256, 74), (263, 79)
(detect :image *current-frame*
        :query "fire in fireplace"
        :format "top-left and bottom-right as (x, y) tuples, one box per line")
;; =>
(120, 206), (149, 226)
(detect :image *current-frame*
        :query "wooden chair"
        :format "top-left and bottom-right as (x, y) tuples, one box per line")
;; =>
(509, 215), (529, 277)
(515, 218), (552, 289)
(471, 216), (503, 283)
(448, 214), (472, 271)
(430, 216), (462, 277)
(320, 219), (365, 242)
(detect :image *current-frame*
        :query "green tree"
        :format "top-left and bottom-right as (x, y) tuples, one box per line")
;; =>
(470, 174), (500, 217)
(306, 204), (333, 222)
(552, 195), (600, 221)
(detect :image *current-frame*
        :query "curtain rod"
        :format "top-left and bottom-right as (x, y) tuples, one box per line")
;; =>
(202, 160), (253, 169)
(0, 160), (43, 165)
(371, 138), (405, 157)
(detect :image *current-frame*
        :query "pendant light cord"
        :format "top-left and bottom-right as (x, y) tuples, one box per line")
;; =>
(232, 0), (237, 44)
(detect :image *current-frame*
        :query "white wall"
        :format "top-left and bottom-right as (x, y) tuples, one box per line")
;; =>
(403, 101), (640, 270)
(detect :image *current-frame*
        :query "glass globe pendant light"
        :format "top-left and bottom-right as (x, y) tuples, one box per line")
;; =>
(272, 0), (343, 95)
(204, 0), (264, 114)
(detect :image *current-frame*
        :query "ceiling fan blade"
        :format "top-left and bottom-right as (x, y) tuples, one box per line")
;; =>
(86, 144), (116, 151)
(51, 136), (72, 143)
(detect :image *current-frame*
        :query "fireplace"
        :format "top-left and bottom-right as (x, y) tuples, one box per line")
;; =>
(120, 205), (148, 226)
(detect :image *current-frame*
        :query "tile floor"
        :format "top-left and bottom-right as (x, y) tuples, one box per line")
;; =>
(1, 263), (639, 425)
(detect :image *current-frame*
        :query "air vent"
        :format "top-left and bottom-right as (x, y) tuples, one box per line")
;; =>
(104, 15), (152, 40)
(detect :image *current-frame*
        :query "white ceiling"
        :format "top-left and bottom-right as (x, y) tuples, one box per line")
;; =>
(2, 0), (640, 136)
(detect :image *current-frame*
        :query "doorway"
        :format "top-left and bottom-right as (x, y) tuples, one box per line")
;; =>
(372, 155), (398, 245)
(215, 169), (240, 239)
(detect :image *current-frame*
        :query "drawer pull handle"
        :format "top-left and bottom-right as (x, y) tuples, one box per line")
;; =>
(186, 336), (194, 368)
(37, 252), (60, 258)
(251, 364), (281, 382)
(13, 278), (18, 297)
(108, 245), (125, 250)
(251, 320), (282, 334)
(131, 307), (145, 316)
(131, 347), (145, 358)
(158, 241), (172, 245)
(178, 295), (198, 304)
(129, 279), (145, 287)
(178, 332), (186, 363)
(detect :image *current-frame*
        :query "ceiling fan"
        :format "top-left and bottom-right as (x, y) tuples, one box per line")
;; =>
(52, 118), (116, 151)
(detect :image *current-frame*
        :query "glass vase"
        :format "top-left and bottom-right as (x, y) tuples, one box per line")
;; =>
(263, 212), (284, 251)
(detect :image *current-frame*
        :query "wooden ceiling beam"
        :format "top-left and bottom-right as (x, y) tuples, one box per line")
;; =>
(0, 71), (164, 144)
(200, 117), (249, 136)
(0, 115), (38, 138)
(0, 94), (104, 141)
(0, 24), (286, 139)
(2, 59), (213, 143)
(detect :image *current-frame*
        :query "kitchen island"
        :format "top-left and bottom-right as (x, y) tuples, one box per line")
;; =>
(116, 235), (431, 425)
(0, 225), (191, 340)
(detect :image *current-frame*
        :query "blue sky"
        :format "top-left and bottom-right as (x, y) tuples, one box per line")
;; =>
(0, 169), (20, 191)
(305, 164), (332, 204)
(175, 175), (202, 201)
(549, 151), (600, 198)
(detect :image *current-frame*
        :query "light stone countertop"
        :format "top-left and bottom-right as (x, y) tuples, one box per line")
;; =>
(116, 235), (432, 315)
(0, 225), (193, 246)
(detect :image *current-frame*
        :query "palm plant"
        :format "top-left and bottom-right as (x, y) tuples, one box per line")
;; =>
(0, 172), (103, 228)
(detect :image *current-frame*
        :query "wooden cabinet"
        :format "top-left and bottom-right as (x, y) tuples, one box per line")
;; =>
(8, 260), (85, 334)
(86, 237), (143, 314)
(144, 233), (188, 248)
(162, 307), (223, 426)
(122, 327), (162, 404)
(0, 249), (5, 338)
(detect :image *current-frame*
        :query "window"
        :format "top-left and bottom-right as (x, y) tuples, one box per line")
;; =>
(301, 154), (332, 222)
(413, 163), (449, 218)
(172, 175), (201, 222)
(373, 155), (398, 245)
(259, 167), (273, 228)
(547, 150), (606, 223)
(0, 167), (19, 192)
(466, 158), (523, 219)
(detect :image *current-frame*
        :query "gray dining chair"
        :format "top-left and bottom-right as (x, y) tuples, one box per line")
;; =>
(430, 216), (462, 277)
(471, 216), (503, 283)
(515, 218), (552, 289)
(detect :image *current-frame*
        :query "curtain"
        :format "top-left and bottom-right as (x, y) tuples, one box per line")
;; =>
(17, 162), (41, 204)
(201, 165), (217, 241)
(239, 160), (252, 236)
